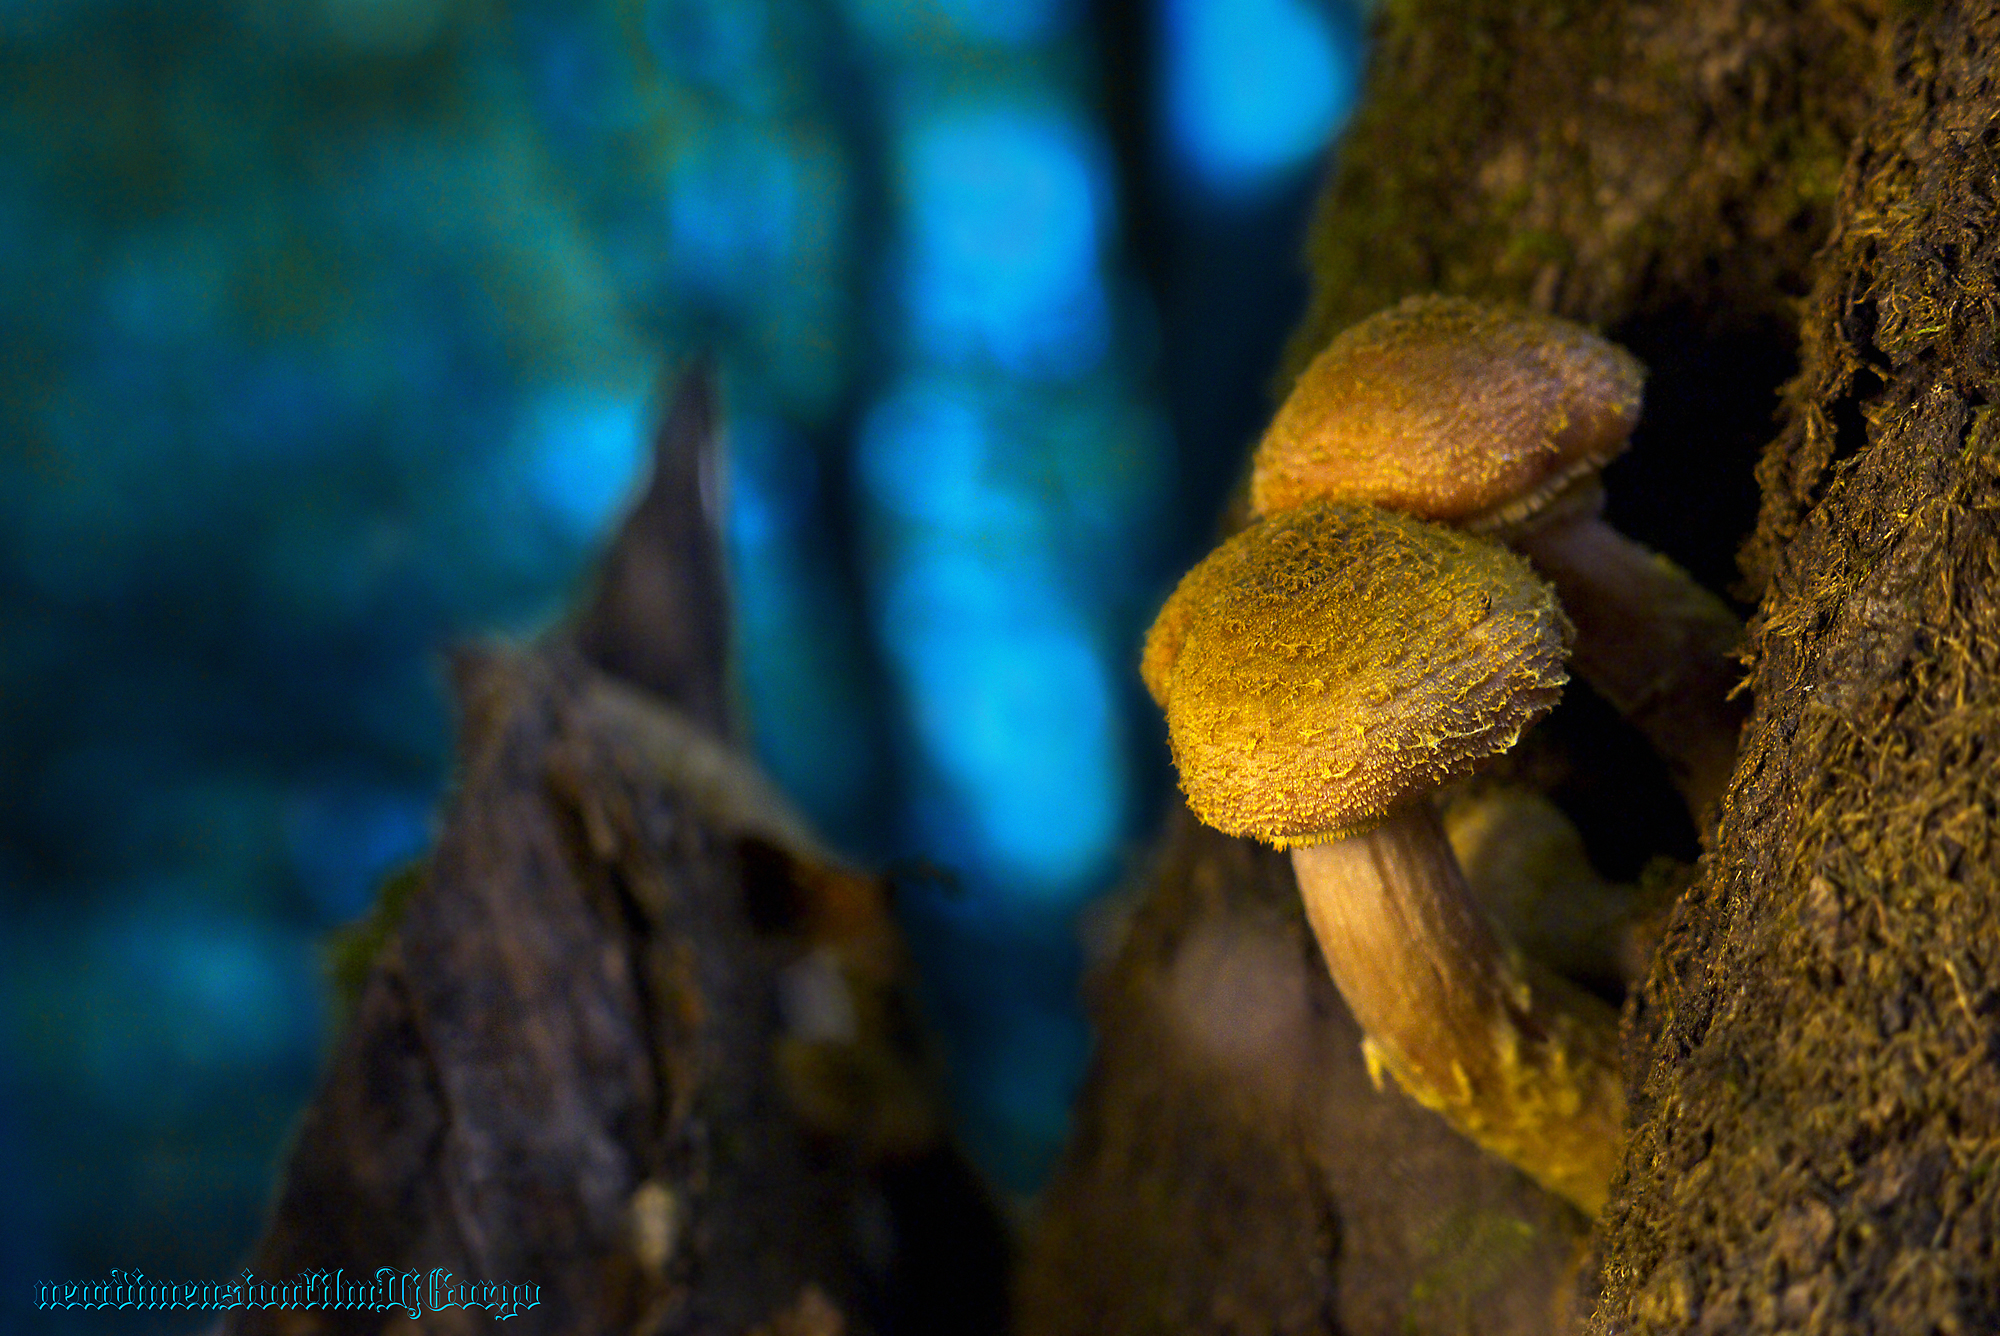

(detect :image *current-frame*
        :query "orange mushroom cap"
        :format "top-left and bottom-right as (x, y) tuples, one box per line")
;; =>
(1150, 501), (1572, 846)
(1250, 295), (1644, 529)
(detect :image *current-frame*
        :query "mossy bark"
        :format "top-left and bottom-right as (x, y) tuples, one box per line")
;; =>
(222, 372), (1010, 1336)
(1025, 0), (2000, 1330)
(1600, 7), (2000, 1330)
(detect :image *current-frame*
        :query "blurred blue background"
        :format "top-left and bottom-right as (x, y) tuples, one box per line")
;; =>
(0, 0), (1362, 1326)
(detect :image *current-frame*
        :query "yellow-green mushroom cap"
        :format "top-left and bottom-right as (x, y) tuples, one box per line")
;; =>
(1250, 296), (1644, 529)
(1152, 501), (1572, 847)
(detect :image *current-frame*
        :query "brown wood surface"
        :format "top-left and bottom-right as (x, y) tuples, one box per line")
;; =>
(218, 369), (1009, 1336)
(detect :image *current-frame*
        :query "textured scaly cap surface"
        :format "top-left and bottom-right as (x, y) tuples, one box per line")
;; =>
(1149, 501), (1572, 846)
(1250, 295), (1644, 529)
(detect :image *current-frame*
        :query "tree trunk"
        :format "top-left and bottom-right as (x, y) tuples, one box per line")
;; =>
(218, 371), (1009, 1336)
(1023, 0), (2000, 1330)
(1598, 7), (2000, 1329)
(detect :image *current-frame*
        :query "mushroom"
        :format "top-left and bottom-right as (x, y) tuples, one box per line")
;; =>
(1146, 500), (1625, 1213)
(1250, 294), (1746, 822)
(1443, 784), (1671, 994)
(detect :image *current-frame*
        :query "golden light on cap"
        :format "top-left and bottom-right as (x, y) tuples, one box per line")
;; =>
(1153, 501), (1572, 846)
(1251, 295), (1644, 528)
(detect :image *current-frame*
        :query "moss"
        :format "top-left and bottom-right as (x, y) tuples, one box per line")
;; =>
(1287, 0), (1879, 388)
(323, 857), (426, 1028)
(1590, 3), (2000, 1329)
(1601, 394), (2000, 1332)
(1407, 1207), (1540, 1311)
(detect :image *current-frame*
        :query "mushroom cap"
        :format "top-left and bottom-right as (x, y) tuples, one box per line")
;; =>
(1140, 569), (1202, 709)
(1250, 295), (1645, 529)
(1151, 501), (1572, 846)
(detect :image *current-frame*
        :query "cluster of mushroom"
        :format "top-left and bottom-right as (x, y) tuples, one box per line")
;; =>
(1144, 296), (1746, 1215)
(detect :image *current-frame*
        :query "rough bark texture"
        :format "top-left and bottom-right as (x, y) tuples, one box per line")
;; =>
(222, 371), (1009, 1336)
(1025, 0), (2000, 1330)
(1290, 0), (1879, 357)
(1598, 8), (2000, 1330)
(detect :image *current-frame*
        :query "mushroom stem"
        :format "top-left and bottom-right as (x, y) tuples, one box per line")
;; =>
(1292, 800), (1625, 1214)
(1445, 786), (1665, 995)
(1512, 512), (1747, 823)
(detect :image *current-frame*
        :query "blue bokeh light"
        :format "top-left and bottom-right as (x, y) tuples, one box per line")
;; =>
(881, 558), (1123, 894)
(318, 0), (454, 55)
(7, 900), (322, 1117)
(517, 384), (649, 542)
(644, 0), (766, 88)
(522, 12), (645, 133)
(839, 0), (1077, 52)
(98, 231), (229, 351)
(0, 0), (1366, 1268)
(856, 378), (1040, 535)
(1160, 0), (1356, 197)
(727, 414), (885, 843)
(935, 0), (1077, 46)
(858, 380), (1128, 899)
(667, 125), (802, 302)
(286, 784), (433, 923)
(898, 106), (1111, 378)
